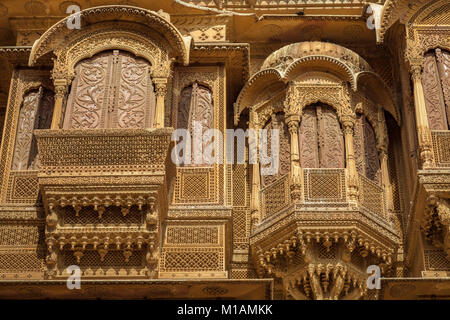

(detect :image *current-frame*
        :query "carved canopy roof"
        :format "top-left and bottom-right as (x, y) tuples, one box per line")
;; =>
(29, 5), (191, 67)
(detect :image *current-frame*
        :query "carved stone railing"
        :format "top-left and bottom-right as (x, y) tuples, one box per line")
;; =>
(358, 173), (385, 219)
(432, 131), (450, 168)
(34, 128), (173, 278)
(260, 174), (291, 221)
(303, 169), (347, 205)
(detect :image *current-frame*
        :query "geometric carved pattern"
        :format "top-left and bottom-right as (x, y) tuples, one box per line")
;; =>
(0, 250), (45, 272)
(161, 248), (223, 272)
(166, 226), (219, 245)
(424, 249), (450, 271)
(0, 225), (43, 246)
(160, 222), (226, 278)
(173, 167), (217, 204)
(432, 130), (450, 168)
(260, 174), (290, 220)
(359, 173), (385, 218)
(6, 172), (40, 204)
(304, 169), (346, 203)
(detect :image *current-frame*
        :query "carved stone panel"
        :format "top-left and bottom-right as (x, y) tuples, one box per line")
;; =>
(177, 82), (214, 166)
(436, 49), (450, 127)
(422, 53), (448, 130)
(299, 107), (319, 169)
(299, 104), (344, 169)
(64, 50), (155, 129)
(12, 88), (54, 171)
(354, 114), (381, 184)
(262, 113), (291, 186)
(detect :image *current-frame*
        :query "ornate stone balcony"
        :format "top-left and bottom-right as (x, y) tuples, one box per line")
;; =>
(251, 168), (400, 299)
(34, 128), (173, 278)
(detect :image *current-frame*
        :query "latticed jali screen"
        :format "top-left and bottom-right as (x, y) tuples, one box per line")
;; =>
(0, 224), (46, 279)
(432, 131), (450, 167)
(160, 223), (227, 278)
(304, 169), (346, 203)
(359, 173), (385, 217)
(172, 167), (218, 204)
(260, 174), (290, 221)
(424, 249), (450, 271)
(6, 171), (40, 204)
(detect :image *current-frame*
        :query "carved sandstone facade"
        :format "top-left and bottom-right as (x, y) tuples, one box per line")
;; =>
(0, 0), (448, 300)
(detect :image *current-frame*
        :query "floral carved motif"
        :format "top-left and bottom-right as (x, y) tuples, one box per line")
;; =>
(63, 50), (155, 129)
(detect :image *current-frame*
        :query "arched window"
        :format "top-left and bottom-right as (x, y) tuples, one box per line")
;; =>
(261, 113), (291, 186)
(12, 87), (54, 170)
(422, 48), (450, 130)
(177, 82), (214, 166)
(63, 50), (155, 129)
(299, 104), (345, 169)
(353, 113), (381, 183)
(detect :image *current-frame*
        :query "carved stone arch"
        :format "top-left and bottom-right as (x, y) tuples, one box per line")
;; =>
(29, 5), (190, 68)
(284, 56), (357, 90)
(352, 92), (388, 152)
(234, 69), (285, 125)
(355, 72), (399, 124)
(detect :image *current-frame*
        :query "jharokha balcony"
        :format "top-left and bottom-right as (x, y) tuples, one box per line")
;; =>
(34, 128), (173, 278)
(251, 167), (400, 300)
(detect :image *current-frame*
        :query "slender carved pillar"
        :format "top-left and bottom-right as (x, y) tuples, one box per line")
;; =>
(50, 79), (68, 129)
(410, 64), (435, 168)
(286, 114), (302, 201)
(154, 79), (168, 128)
(378, 147), (394, 213)
(342, 115), (358, 205)
(250, 113), (261, 228)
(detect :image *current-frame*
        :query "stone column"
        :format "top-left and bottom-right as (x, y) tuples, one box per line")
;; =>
(411, 64), (435, 168)
(154, 79), (168, 128)
(286, 114), (302, 201)
(50, 79), (68, 129)
(249, 114), (261, 229)
(378, 147), (394, 213)
(342, 116), (358, 205)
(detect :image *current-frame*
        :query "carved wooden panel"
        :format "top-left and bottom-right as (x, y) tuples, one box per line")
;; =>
(299, 107), (319, 168)
(436, 49), (450, 127)
(64, 50), (155, 129)
(262, 113), (290, 186)
(12, 88), (54, 171)
(354, 114), (381, 184)
(177, 82), (214, 166)
(299, 104), (344, 169)
(318, 105), (345, 169)
(422, 53), (448, 130)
